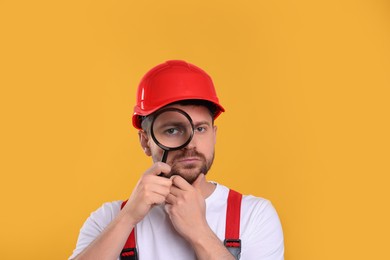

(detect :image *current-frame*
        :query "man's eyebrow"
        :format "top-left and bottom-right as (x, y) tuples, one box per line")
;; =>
(193, 121), (212, 127)
(156, 121), (187, 128)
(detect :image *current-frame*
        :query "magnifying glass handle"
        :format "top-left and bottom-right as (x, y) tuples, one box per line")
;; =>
(161, 150), (168, 163)
(158, 150), (169, 177)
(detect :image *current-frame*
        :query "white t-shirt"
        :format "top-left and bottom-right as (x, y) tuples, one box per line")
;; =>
(70, 183), (284, 260)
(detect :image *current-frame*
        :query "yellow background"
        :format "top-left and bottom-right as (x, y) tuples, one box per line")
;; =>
(1, 0), (389, 259)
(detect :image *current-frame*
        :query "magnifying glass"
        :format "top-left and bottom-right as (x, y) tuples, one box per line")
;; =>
(150, 108), (195, 166)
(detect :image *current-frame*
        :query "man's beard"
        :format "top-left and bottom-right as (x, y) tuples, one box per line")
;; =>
(167, 149), (214, 184)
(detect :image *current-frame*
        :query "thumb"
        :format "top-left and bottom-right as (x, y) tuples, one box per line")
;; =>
(192, 173), (204, 190)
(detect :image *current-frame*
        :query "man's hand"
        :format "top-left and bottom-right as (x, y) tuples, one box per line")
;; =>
(122, 162), (173, 225)
(73, 162), (173, 260)
(165, 174), (235, 260)
(164, 173), (208, 242)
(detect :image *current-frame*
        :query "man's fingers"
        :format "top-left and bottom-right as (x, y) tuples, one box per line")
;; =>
(165, 193), (177, 205)
(171, 173), (205, 191)
(145, 182), (172, 197)
(169, 185), (182, 197)
(141, 173), (172, 190)
(169, 174), (205, 200)
(171, 175), (192, 191)
(148, 193), (169, 205)
(144, 162), (171, 176)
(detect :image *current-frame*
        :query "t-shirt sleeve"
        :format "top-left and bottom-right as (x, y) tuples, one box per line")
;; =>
(241, 198), (284, 260)
(69, 201), (122, 260)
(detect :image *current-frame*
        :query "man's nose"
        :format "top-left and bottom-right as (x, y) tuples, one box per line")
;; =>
(185, 132), (198, 149)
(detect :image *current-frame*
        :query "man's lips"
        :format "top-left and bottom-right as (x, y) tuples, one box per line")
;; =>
(171, 150), (206, 165)
(176, 157), (201, 163)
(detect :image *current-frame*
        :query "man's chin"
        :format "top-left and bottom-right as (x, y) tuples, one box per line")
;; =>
(170, 167), (203, 184)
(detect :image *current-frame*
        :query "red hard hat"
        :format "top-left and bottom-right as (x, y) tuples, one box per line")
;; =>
(132, 60), (225, 129)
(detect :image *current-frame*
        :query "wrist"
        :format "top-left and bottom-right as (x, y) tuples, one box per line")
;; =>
(187, 225), (214, 249)
(189, 228), (235, 260)
(117, 208), (138, 228)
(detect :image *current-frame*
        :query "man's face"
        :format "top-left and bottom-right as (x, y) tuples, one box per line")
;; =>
(145, 104), (217, 184)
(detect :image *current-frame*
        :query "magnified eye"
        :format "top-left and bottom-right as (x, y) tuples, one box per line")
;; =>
(151, 108), (194, 151)
(165, 127), (179, 135)
(163, 125), (187, 136)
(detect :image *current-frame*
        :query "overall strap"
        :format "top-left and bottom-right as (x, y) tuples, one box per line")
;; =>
(224, 189), (243, 260)
(119, 200), (137, 260)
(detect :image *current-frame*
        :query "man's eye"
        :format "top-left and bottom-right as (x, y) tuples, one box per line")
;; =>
(196, 127), (206, 132)
(166, 128), (179, 135)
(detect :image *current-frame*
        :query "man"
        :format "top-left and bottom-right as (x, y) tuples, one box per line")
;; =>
(70, 60), (284, 260)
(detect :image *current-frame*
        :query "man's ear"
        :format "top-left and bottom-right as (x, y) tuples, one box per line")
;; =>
(138, 130), (151, 156)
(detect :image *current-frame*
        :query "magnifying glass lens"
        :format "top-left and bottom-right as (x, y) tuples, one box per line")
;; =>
(152, 110), (193, 149)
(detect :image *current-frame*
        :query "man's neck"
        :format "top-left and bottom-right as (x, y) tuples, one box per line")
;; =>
(199, 178), (217, 199)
